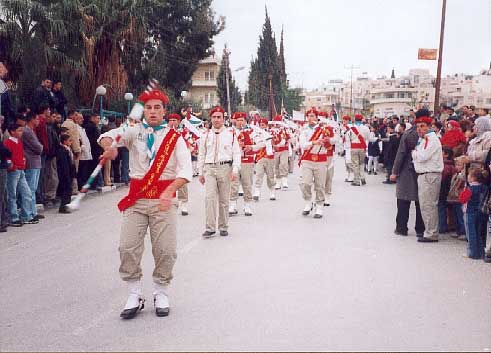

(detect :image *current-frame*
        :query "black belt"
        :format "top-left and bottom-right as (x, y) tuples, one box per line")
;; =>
(418, 172), (440, 175)
(206, 160), (232, 166)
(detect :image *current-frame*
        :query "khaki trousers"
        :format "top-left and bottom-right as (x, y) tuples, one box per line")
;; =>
(177, 184), (188, 202)
(300, 161), (327, 205)
(274, 150), (289, 178)
(255, 158), (275, 190)
(325, 156), (334, 198)
(204, 164), (232, 232)
(119, 199), (177, 285)
(230, 162), (254, 202)
(417, 172), (442, 239)
(351, 149), (365, 183)
(44, 157), (59, 200)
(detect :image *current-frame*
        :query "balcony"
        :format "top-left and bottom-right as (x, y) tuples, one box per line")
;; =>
(191, 80), (218, 87)
(370, 97), (413, 104)
(371, 87), (418, 94)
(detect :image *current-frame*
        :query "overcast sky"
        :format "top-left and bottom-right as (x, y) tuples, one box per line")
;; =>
(212, 0), (491, 90)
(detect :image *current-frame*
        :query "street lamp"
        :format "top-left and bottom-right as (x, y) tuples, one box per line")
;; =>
(124, 92), (133, 114)
(96, 85), (107, 120)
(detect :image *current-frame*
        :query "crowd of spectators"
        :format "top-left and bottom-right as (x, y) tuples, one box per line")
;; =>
(0, 78), (129, 232)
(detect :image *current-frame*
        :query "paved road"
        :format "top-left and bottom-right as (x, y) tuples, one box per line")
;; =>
(1, 157), (490, 351)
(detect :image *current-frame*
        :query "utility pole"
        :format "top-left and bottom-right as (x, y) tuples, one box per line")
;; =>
(223, 45), (232, 118)
(434, 0), (447, 115)
(345, 65), (359, 117)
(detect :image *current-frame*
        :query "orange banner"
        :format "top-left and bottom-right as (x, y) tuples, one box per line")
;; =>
(418, 48), (438, 60)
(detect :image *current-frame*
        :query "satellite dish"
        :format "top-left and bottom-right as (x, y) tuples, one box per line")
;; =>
(0, 80), (7, 94)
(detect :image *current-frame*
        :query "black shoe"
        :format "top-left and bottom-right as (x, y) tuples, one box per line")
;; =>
(238, 192), (244, 196)
(10, 220), (23, 227)
(351, 182), (361, 186)
(418, 237), (438, 243)
(416, 233), (424, 238)
(484, 257), (491, 263)
(382, 180), (393, 184)
(324, 202), (330, 207)
(253, 196), (259, 201)
(368, 171), (372, 175)
(202, 230), (215, 238)
(0, 227), (7, 233)
(33, 214), (45, 221)
(24, 218), (39, 225)
(394, 229), (408, 236)
(59, 207), (71, 214)
(181, 210), (188, 216)
(344, 179), (353, 183)
(120, 298), (145, 320)
(374, 172), (378, 175)
(220, 230), (229, 237)
(361, 179), (367, 185)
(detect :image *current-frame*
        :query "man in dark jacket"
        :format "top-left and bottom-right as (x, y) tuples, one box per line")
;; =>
(31, 79), (54, 113)
(0, 139), (12, 232)
(382, 124), (400, 184)
(390, 113), (425, 237)
(52, 80), (67, 120)
(44, 112), (60, 206)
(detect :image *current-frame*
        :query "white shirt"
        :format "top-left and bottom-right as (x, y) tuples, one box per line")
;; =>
(299, 124), (336, 154)
(77, 125), (92, 161)
(197, 126), (241, 175)
(411, 131), (444, 174)
(99, 124), (192, 182)
(345, 123), (370, 148)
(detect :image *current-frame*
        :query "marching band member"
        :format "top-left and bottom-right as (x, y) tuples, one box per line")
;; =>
(253, 118), (276, 201)
(345, 114), (370, 186)
(319, 112), (339, 206)
(271, 116), (290, 190)
(229, 112), (265, 216)
(198, 106), (241, 238)
(99, 89), (192, 319)
(298, 108), (335, 219)
(341, 115), (354, 183)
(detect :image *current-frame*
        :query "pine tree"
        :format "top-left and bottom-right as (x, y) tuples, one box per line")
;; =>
(278, 27), (287, 86)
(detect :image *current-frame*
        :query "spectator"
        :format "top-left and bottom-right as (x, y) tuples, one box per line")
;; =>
(438, 147), (456, 234)
(390, 114), (425, 237)
(61, 110), (82, 193)
(4, 124), (38, 226)
(461, 168), (487, 259)
(77, 114), (93, 189)
(83, 114), (104, 190)
(382, 123), (399, 184)
(468, 106), (479, 122)
(464, 117), (491, 169)
(412, 113), (444, 243)
(57, 134), (76, 214)
(367, 125), (380, 175)
(31, 79), (54, 113)
(0, 137), (12, 232)
(432, 121), (443, 139)
(447, 107), (459, 121)
(448, 157), (467, 239)
(22, 112), (44, 221)
(34, 103), (50, 205)
(44, 112), (60, 207)
(441, 120), (467, 157)
(483, 149), (491, 263)
(51, 80), (67, 120)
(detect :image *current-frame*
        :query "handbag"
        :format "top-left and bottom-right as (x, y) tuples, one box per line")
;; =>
(447, 172), (466, 204)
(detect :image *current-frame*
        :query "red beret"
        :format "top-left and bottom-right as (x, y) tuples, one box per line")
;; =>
(354, 114), (364, 121)
(272, 115), (283, 122)
(448, 120), (460, 128)
(209, 106), (225, 116)
(233, 112), (247, 119)
(342, 115), (351, 121)
(415, 116), (433, 125)
(318, 111), (328, 117)
(260, 118), (269, 125)
(166, 113), (181, 122)
(138, 89), (169, 105)
(305, 108), (318, 117)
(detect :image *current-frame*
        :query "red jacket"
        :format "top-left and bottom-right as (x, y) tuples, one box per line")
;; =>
(4, 137), (26, 171)
(35, 115), (49, 154)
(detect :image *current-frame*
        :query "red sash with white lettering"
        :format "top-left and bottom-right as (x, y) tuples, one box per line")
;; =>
(298, 126), (324, 166)
(118, 129), (180, 212)
(350, 126), (367, 150)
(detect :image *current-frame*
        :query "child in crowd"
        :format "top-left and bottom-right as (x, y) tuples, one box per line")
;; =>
(4, 124), (38, 226)
(448, 157), (467, 239)
(367, 126), (381, 175)
(461, 168), (487, 259)
(56, 134), (76, 214)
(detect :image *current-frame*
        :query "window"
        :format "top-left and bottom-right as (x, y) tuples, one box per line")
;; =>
(486, 98), (491, 104)
(204, 71), (215, 81)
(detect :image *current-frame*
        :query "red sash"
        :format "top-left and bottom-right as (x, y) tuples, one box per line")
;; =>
(118, 129), (180, 212)
(298, 126), (324, 166)
(238, 129), (255, 163)
(350, 126), (367, 150)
